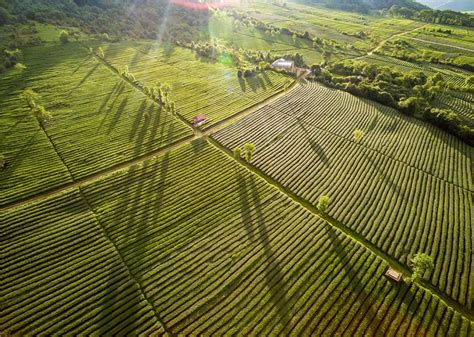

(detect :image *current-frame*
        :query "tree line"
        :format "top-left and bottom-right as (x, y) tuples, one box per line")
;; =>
(310, 59), (474, 145)
(386, 5), (474, 27)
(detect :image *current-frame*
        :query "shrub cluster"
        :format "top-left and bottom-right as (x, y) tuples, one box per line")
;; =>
(310, 60), (474, 145)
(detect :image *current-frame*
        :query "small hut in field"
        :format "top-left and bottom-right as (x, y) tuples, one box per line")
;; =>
(385, 267), (402, 283)
(192, 114), (207, 127)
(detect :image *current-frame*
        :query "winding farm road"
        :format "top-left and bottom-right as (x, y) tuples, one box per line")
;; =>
(366, 23), (428, 56)
(364, 23), (474, 57)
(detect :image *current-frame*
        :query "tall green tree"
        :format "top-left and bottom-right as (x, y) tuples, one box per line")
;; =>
(244, 143), (255, 162)
(409, 253), (434, 283)
(60, 30), (70, 44)
(317, 195), (330, 213)
(233, 147), (242, 159)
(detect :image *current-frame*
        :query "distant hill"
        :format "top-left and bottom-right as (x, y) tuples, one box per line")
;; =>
(301, 0), (428, 13)
(417, 0), (474, 11)
(361, 0), (428, 10)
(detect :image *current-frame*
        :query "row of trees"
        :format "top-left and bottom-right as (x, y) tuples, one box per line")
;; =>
(21, 89), (52, 125)
(93, 47), (176, 115)
(234, 143), (255, 162)
(311, 60), (473, 145)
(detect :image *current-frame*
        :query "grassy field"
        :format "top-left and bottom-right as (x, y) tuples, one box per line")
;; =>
(95, 41), (291, 128)
(213, 81), (474, 308)
(2, 139), (472, 335)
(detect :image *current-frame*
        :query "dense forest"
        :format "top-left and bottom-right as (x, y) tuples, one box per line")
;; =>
(1, 0), (210, 39)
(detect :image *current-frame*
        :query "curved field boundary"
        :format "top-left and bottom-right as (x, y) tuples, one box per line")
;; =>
(213, 81), (474, 310)
(2, 139), (473, 334)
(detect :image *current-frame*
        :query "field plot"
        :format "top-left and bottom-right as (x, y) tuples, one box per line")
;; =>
(213, 82), (474, 308)
(393, 36), (474, 69)
(0, 95), (71, 206)
(207, 14), (341, 64)
(244, 2), (423, 50)
(406, 24), (474, 51)
(0, 190), (163, 335)
(78, 139), (471, 335)
(0, 51), (74, 206)
(5, 43), (192, 180)
(98, 42), (290, 127)
(436, 91), (474, 125)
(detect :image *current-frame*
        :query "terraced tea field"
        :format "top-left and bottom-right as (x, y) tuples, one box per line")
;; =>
(1, 1), (473, 334)
(0, 190), (164, 335)
(97, 42), (291, 127)
(2, 140), (472, 335)
(363, 54), (471, 87)
(242, 2), (424, 50)
(0, 88), (71, 205)
(213, 82), (474, 308)
(0, 42), (193, 206)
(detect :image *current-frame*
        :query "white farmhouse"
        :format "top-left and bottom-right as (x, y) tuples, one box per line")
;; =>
(271, 58), (295, 72)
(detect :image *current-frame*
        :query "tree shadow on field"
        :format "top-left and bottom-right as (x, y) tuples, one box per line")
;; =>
(97, 120), (175, 334)
(367, 113), (379, 133)
(129, 98), (150, 141)
(132, 103), (165, 158)
(236, 170), (291, 328)
(247, 77), (259, 93)
(95, 153), (170, 335)
(319, 226), (384, 336)
(72, 56), (91, 75)
(238, 76), (247, 92)
(161, 43), (177, 60)
(321, 226), (424, 336)
(73, 62), (99, 90)
(296, 118), (329, 167)
(363, 149), (401, 196)
(107, 96), (128, 134)
(257, 76), (267, 91)
(98, 81), (126, 131)
(261, 71), (272, 85)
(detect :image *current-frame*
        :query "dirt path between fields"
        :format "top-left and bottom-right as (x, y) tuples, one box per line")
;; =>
(0, 69), (299, 212)
(406, 37), (474, 53)
(357, 23), (429, 59)
(207, 137), (474, 321)
(3, 48), (472, 322)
